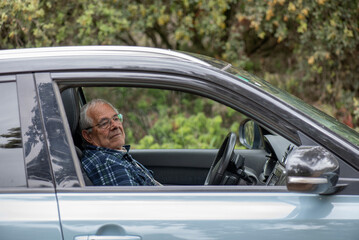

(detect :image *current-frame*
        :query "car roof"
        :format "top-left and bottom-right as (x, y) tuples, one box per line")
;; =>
(0, 46), (212, 66)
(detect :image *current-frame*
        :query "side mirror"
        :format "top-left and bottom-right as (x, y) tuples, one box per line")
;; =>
(285, 146), (343, 195)
(239, 119), (263, 149)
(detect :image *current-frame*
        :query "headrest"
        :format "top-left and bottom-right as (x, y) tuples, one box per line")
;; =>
(61, 88), (80, 135)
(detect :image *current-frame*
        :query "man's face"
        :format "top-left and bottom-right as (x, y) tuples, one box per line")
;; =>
(83, 103), (125, 150)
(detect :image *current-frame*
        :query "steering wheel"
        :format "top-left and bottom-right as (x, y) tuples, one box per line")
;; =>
(204, 132), (237, 185)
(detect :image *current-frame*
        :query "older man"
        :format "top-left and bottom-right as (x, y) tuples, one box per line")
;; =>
(79, 99), (160, 186)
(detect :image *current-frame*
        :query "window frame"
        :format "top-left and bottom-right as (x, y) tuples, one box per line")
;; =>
(52, 70), (303, 192)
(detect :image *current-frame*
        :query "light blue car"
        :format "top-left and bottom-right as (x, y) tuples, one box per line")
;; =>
(0, 46), (358, 240)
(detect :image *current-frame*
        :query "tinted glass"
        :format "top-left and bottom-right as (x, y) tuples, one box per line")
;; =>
(224, 66), (359, 147)
(0, 82), (26, 187)
(184, 51), (359, 147)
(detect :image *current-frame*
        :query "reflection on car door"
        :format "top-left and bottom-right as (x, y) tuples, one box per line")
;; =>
(57, 188), (359, 240)
(0, 192), (62, 240)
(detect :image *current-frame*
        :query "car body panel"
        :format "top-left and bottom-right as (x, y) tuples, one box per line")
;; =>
(57, 191), (359, 240)
(0, 192), (62, 240)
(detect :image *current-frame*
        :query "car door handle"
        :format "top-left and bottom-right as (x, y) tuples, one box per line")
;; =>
(75, 235), (141, 240)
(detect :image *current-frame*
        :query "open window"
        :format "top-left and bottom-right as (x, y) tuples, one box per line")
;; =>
(61, 85), (297, 187)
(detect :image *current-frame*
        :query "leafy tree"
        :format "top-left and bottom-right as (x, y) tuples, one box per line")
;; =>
(1, 0), (358, 130)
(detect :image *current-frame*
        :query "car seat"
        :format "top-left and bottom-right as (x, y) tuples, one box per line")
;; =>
(61, 88), (93, 186)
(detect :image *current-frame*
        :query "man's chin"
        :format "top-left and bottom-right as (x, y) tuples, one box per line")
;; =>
(110, 140), (125, 150)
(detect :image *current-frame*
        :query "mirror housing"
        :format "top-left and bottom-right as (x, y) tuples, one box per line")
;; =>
(239, 119), (263, 149)
(286, 146), (342, 195)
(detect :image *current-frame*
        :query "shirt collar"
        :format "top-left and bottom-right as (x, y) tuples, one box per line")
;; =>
(86, 144), (131, 153)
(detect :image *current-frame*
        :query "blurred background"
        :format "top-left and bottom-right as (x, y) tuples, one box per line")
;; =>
(1, 0), (358, 131)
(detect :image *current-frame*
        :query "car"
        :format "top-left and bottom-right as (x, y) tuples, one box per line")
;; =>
(0, 46), (358, 240)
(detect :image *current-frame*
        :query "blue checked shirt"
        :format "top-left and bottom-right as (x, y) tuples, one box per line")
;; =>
(81, 145), (158, 186)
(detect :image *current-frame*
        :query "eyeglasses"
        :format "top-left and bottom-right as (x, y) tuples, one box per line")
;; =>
(85, 114), (123, 130)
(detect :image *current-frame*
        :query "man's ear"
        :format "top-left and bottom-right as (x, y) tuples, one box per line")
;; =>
(82, 130), (93, 144)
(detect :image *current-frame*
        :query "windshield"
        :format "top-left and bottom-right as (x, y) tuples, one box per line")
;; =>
(182, 51), (359, 147)
(226, 66), (359, 147)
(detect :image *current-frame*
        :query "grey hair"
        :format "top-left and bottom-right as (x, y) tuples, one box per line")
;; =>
(79, 99), (119, 132)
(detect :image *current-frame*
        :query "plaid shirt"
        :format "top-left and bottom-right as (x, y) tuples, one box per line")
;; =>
(81, 145), (158, 186)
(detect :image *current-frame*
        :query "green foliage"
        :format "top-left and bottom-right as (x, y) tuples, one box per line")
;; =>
(137, 112), (228, 149)
(1, 0), (358, 130)
(83, 87), (244, 149)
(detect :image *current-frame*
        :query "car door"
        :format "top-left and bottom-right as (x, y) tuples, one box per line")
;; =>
(43, 71), (359, 240)
(0, 74), (62, 240)
(57, 188), (359, 240)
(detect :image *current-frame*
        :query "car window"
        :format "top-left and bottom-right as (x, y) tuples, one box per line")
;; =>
(83, 87), (246, 149)
(225, 66), (359, 147)
(77, 86), (291, 187)
(0, 82), (26, 187)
